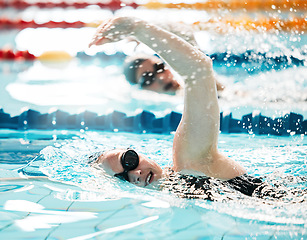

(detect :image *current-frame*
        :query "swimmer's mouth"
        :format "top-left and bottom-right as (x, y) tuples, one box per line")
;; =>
(164, 81), (180, 93)
(145, 171), (153, 186)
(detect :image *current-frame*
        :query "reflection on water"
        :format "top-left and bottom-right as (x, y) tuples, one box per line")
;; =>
(4, 199), (97, 232)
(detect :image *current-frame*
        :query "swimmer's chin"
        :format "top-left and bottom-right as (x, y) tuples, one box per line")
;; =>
(144, 174), (165, 190)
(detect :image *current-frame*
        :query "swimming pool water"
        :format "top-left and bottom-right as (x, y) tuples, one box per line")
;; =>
(0, 129), (306, 239)
(1, 4), (307, 240)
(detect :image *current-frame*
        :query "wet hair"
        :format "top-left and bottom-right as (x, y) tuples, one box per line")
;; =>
(88, 151), (104, 164)
(123, 54), (152, 84)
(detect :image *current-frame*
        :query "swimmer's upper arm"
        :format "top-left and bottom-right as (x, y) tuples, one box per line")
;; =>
(171, 58), (247, 179)
(133, 21), (220, 168)
(172, 55), (220, 171)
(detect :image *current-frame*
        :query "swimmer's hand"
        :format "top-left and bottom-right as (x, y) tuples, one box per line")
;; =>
(89, 17), (141, 47)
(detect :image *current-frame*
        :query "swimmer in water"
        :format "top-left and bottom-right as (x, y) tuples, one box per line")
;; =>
(122, 23), (225, 95)
(3, 17), (304, 202)
(88, 16), (268, 199)
(123, 53), (225, 95)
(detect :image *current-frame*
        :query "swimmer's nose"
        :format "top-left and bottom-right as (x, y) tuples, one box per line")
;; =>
(163, 82), (174, 91)
(157, 73), (179, 92)
(129, 170), (143, 185)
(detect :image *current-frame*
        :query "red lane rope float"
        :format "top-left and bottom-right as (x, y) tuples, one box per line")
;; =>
(0, 48), (36, 60)
(144, 0), (307, 11)
(0, 0), (138, 10)
(0, 17), (305, 32)
(0, 0), (306, 11)
(0, 18), (86, 29)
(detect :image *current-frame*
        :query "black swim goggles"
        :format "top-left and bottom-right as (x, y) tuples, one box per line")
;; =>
(114, 149), (139, 182)
(139, 62), (166, 88)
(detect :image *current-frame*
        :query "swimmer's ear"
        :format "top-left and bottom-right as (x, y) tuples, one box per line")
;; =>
(88, 151), (104, 164)
(98, 151), (105, 159)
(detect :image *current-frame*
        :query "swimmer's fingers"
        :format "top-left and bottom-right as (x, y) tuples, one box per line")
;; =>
(89, 19), (113, 46)
(89, 17), (140, 47)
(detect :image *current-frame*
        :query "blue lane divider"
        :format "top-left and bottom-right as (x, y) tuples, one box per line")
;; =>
(76, 50), (306, 73)
(0, 50), (304, 75)
(0, 108), (306, 136)
(210, 50), (306, 73)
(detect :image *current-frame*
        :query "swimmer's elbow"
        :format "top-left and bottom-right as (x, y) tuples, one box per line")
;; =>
(188, 52), (213, 78)
(199, 54), (213, 71)
(185, 47), (212, 69)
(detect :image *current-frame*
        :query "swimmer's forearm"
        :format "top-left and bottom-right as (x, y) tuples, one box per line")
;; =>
(134, 20), (213, 82)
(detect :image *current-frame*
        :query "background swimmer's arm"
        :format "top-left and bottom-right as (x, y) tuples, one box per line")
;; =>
(90, 17), (245, 179)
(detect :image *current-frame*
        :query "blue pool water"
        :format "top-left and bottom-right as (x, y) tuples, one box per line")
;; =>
(0, 130), (306, 239)
(1, 4), (307, 240)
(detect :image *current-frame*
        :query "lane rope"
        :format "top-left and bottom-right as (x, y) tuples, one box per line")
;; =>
(0, 48), (305, 75)
(0, 17), (305, 33)
(0, 108), (305, 136)
(0, 0), (306, 11)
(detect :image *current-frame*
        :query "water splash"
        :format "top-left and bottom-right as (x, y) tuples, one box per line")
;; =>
(38, 131), (307, 227)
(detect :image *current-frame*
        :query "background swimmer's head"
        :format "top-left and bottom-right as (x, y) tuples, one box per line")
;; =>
(123, 54), (181, 94)
(94, 148), (163, 187)
(123, 54), (149, 85)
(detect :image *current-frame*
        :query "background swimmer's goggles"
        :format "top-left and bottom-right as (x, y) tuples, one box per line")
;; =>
(139, 62), (165, 88)
(114, 149), (139, 182)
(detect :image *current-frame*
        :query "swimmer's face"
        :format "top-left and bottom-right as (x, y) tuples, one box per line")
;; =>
(96, 149), (163, 187)
(136, 57), (181, 94)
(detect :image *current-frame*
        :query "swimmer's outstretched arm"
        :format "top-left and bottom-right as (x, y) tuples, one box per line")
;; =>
(90, 17), (245, 180)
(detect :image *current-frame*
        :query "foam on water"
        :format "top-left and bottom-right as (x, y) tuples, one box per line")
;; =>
(218, 66), (307, 115)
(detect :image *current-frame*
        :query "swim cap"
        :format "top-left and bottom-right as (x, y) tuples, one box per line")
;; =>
(123, 54), (151, 84)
